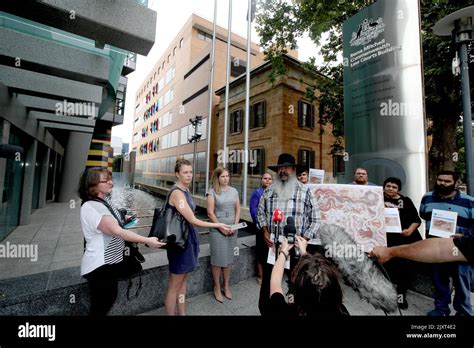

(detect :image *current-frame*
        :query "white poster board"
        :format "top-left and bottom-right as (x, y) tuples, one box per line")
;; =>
(428, 209), (457, 238)
(384, 208), (402, 233)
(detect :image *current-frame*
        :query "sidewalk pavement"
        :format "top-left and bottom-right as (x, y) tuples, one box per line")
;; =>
(140, 276), (439, 316)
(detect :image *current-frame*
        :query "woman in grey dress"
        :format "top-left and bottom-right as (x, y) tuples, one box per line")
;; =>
(206, 167), (240, 302)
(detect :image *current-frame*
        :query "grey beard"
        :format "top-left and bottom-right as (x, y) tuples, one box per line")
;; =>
(272, 174), (298, 201)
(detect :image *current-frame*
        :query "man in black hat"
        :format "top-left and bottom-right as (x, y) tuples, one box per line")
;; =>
(256, 153), (321, 315)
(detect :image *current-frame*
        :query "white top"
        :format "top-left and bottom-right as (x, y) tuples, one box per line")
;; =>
(80, 201), (125, 276)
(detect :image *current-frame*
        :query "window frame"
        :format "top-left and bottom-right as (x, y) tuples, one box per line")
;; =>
(250, 100), (266, 129)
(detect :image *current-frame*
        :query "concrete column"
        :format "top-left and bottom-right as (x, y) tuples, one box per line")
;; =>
(57, 131), (92, 202)
(38, 147), (50, 208)
(19, 140), (37, 225)
(0, 119), (11, 196)
(129, 151), (136, 187)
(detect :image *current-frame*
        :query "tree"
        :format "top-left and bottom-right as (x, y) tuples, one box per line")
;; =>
(256, 0), (473, 188)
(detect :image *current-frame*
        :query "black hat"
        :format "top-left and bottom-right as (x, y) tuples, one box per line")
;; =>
(268, 153), (300, 172)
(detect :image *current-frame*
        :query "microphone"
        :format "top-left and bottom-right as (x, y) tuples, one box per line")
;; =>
(272, 209), (283, 246)
(272, 209), (283, 223)
(284, 217), (298, 256)
(319, 224), (398, 313)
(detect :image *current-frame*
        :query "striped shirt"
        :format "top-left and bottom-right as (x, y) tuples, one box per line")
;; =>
(257, 181), (321, 242)
(419, 190), (474, 237)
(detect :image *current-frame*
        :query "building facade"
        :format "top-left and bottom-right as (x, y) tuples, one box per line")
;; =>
(133, 14), (264, 195)
(215, 54), (338, 203)
(0, 1), (156, 239)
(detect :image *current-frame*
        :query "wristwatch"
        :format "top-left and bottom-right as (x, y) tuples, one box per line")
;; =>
(279, 250), (289, 260)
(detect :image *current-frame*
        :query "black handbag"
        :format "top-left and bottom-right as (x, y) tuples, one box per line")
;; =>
(149, 187), (189, 251)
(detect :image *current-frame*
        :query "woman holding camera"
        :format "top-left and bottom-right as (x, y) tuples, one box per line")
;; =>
(269, 235), (349, 316)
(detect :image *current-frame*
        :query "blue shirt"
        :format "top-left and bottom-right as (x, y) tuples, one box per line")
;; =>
(249, 187), (264, 227)
(419, 190), (474, 237)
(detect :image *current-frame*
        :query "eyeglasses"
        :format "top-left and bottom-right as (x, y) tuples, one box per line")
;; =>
(98, 179), (113, 184)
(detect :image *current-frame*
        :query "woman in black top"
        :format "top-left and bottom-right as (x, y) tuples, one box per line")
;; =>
(269, 236), (349, 316)
(383, 177), (422, 309)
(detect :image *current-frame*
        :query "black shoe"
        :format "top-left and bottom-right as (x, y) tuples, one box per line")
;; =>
(398, 294), (408, 310)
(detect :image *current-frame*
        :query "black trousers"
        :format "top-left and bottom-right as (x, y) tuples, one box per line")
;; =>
(84, 263), (125, 316)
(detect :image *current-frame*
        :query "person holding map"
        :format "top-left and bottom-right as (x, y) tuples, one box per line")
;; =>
(382, 177), (422, 310)
(419, 170), (474, 317)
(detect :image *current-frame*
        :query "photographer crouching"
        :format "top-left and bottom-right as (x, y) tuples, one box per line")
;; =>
(269, 235), (350, 316)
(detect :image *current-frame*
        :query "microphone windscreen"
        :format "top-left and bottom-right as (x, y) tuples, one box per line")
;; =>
(272, 209), (283, 222)
(284, 216), (296, 234)
(319, 224), (398, 313)
(286, 216), (295, 226)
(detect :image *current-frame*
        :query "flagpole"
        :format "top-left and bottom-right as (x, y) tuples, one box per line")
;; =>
(222, 0), (232, 169)
(243, 0), (253, 206)
(205, 0), (217, 195)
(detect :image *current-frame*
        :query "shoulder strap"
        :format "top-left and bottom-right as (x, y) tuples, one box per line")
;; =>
(166, 186), (186, 206)
(85, 197), (124, 228)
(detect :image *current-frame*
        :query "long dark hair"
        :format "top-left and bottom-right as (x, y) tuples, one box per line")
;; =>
(78, 167), (111, 202)
(289, 254), (346, 316)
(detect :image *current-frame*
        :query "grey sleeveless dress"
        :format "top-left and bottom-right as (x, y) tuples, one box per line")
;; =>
(207, 187), (239, 267)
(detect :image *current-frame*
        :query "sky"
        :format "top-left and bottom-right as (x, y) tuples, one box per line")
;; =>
(112, 0), (320, 146)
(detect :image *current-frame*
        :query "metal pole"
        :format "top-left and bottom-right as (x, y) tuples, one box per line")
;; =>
(242, 0), (252, 206)
(223, 0), (232, 168)
(205, 0), (217, 194)
(193, 139), (197, 195)
(459, 42), (473, 195)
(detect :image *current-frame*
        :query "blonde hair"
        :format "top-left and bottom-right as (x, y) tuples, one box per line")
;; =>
(211, 167), (229, 195)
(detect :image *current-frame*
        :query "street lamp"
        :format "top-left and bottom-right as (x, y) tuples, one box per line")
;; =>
(433, 6), (474, 195)
(188, 116), (203, 195)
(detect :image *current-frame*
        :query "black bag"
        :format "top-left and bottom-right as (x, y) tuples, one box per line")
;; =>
(120, 241), (143, 278)
(149, 187), (189, 250)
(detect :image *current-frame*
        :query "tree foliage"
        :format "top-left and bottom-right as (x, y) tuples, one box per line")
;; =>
(256, 0), (473, 186)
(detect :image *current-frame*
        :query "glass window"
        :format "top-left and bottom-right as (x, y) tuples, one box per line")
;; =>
(197, 29), (212, 42)
(230, 109), (242, 134)
(250, 101), (266, 128)
(248, 148), (265, 175)
(170, 130), (178, 148)
(298, 149), (315, 168)
(231, 56), (246, 77)
(298, 100), (315, 128)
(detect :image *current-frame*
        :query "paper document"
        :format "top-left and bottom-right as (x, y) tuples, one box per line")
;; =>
(309, 168), (325, 184)
(266, 233), (290, 269)
(429, 209), (457, 238)
(384, 208), (402, 233)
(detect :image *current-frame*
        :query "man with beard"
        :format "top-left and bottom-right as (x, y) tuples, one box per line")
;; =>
(419, 170), (474, 316)
(256, 153), (320, 315)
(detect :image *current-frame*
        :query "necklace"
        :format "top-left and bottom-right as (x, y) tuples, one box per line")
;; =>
(176, 183), (188, 192)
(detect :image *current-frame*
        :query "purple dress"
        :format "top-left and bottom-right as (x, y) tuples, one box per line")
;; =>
(167, 187), (200, 274)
